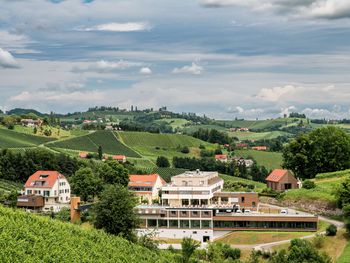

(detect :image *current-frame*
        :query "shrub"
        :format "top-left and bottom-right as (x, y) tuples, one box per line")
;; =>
(156, 156), (170, 168)
(222, 245), (241, 260)
(325, 224), (337, 236)
(312, 234), (325, 249)
(303, 179), (316, 189)
(199, 144), (205, 149)
(214, 148), (222, 155)
(180, 146), (190, 154)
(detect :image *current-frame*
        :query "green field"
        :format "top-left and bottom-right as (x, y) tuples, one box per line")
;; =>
(154, 118), (190, 129)
(0, 206), (175, 262)
(235, 149), (283, 170)
(0, 128), (56, 149)
(338, 240), (350, 263)
(47, 131), (140, 157)
(216, 118), (299, 130)
(283, 169), (350, 205)
(220, 174), (265, 192)
(117, 131), (214, 162)
(228, 130), (290, 141)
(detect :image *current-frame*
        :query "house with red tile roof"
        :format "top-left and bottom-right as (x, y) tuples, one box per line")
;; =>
(18, 171), (71, 212)
(112, 155), (127, 163)
(252, 146), (268, 151)
(266, 169), (298, 191)
(79, 152), (88, 158)
(215, 154), (228, 163)
(128, 174), (166, 204)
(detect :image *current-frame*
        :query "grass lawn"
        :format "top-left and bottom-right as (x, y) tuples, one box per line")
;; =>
(338, 239), (350, 263)
(283, 171), (349, 205)
(234, 149), (283, 170)
(271, 229), (349, 262)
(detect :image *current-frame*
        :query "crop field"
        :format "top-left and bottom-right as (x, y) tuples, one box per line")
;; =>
(0, 179), (22, 193)
(11, 125), (72, 139)
(47, 131), (140, 157)
(0, 206), (175, 262)
(234, 149), (283, 170)
(0, 128), (55, 149)
(228, 130), (290, 141)
(118, 131), (212, 149)
(183, 124), (227, 133)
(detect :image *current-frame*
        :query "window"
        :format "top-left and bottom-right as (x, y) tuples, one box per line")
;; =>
(169, 220), (178, 228)
(191, 220), (200, 228)
(180, 220), (190, 228)
(201, 220), (211, 228)
(252, 202), (256, 207)
(241, 197), (245, 203)
(27, 190), (32, 195)
(182, 181), (188, 186)
(43, 191), (50, 197)
(203, 211), (210, 216)
(147, 219), (157, 227)
(181, 211), (188, 216)
(170, 211), (177, 216)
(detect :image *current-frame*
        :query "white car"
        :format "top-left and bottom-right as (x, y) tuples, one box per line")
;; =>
(244, 209), (251, 213)
(280, 209), (288, 214)
(236, 209), (242, 213)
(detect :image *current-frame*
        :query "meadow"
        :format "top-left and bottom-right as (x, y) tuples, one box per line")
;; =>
(234, 149), (283, 170)
(48, 131), (141, 157)
(0, 128), (55, 149)
(228, 130), (290, 141)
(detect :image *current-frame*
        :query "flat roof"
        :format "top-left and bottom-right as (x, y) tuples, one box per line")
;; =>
(173, 170), (218, 178)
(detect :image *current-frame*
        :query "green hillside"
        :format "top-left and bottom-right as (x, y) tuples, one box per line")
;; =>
(228, 130), (290, 141)
(216, 118), (299, 130)
(0, 128), (55, 149)
(0, 206), (174, 263)
(48, 131), (140, 157)
(0, 180), (22, 193)
(235, 149), (283, 170)
(118, 131), (215, 161)
(283, 169), (350, 205)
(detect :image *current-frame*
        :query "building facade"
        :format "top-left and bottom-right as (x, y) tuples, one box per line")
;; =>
(129, 174), (166, 204)
(18, 170), (71, 212)
(136, 170), (318, 242)
(266, 169), (299, 191)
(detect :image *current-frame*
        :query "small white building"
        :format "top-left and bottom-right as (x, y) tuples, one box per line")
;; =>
(129, 174), (166, 204)
(22, 170), (71, 212)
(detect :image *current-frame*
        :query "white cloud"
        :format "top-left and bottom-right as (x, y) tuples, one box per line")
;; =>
(172, 62), (203, 75)
(73, 60), (142, 73)
(82, 22), (151, 32)
(0, 48), (20, 68)
(257, 85), (297, 102)
(139, 67), (152, 75)
(200, 0), (350, 19)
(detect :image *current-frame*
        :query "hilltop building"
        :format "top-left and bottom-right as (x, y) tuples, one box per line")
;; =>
(215, 154), (228, 163)
(136, 170), (318, 242)
(17, 171), (71, 212)
(266, 169), (299, 191)
(128, 174), (166, 204)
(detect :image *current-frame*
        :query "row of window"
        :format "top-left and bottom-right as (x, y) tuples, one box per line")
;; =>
(146, 219), (212, 229)
(27, 189), (69, 196)
(169, 210), (211, 216)
(130, 187), (152, 192)
(213, 221), (317, 229)
(59, 182), (67, 186)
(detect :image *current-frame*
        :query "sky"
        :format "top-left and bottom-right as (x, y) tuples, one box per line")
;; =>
(1, 0), (350, 119)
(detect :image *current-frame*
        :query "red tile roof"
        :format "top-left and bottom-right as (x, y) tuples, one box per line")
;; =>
(129, 174), (166, 188)
(215, 154), (227, 159)
(24, 171), (66, 189)
(112, 155), (126, 160)
(266, 169), (288, 182)
(79, 152), (88, 158)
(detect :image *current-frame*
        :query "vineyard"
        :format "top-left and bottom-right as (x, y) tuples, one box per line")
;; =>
(0, 128), (55, 149)
(0, 180), (22, 193)
(47, 131), (141, 157)
(118, 131), (212, 149)
(0, 206), (175, 262)
(235, 149), (283, 170)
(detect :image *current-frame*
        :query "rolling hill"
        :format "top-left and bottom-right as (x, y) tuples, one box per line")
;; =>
(47, 130), (140, 157)
(0, 128), (55, 149)
(235, 149), (283, 170)
(0, 206), (175, 263)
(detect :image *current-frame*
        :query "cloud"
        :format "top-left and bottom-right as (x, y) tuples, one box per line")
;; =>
(256, 85), (297, 102)
(172, 63), (203, 75)
(0, 48), (20, 68)
(72, 60), (142, 73)
(81, 22), (151, 32)
(139, 67), (152, 75)
(200, 0), (350, 19)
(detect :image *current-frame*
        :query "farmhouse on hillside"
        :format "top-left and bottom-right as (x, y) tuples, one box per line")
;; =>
(128, 174), (166, 204)
(252, 146), (267, 151)
(266, 169), (299, 191)
(112, 155), (127, 163)
(215, 154), (228, 163)
(17, 171), (71, 212)
(21, 119), (42, 127)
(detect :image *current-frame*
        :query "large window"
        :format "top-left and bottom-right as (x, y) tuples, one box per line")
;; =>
(158, 219), (168, 228)
(201, 220), (212, 228)
(213, 221), (317, 230)
(191, 220), (200, 228)
(169, 220), (178, 228)
(43, 191), (50, 197)
(180, 220), (190, 228)
(147, 219), (157, 227)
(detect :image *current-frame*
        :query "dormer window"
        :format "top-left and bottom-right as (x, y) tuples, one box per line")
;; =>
(39, 174), (49, 179)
